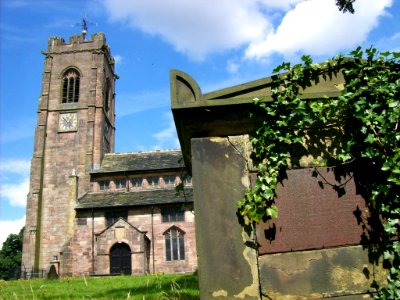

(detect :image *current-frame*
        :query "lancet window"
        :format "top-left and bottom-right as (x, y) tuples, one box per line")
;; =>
(61, 69), (80, 103)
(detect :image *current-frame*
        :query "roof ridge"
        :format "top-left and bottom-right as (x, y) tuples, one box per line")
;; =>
(105, 149), (181, 156)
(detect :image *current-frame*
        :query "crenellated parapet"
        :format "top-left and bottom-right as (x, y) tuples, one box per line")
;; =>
(43, 33), (114, 66)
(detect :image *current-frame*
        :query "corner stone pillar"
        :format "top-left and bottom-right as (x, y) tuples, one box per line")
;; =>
(67, 174), (78, 236)
(58, 174), (78, 277)
(191, 136), (260, 299)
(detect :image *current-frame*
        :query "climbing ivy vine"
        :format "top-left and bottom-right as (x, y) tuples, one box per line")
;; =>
(236, 47), (399, 298)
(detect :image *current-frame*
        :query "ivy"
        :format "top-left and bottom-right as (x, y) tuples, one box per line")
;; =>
(237, 47), (400, 298)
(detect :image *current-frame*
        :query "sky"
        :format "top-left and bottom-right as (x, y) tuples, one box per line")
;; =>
(0, 0), (399, 247)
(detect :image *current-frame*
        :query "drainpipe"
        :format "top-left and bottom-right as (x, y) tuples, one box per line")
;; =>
(151, 206), (155, 274)
(91, 208), (95, 274)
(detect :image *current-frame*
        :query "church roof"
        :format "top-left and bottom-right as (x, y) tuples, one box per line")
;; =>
(76, 187), (193, 209)
(91, 150), (184, 174)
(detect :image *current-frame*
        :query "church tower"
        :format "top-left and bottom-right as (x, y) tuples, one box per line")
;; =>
(22, 31), (116, 276)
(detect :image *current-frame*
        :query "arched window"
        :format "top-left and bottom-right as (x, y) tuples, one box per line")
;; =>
(164, 227), (185, 261)
(61, 69), (80, 103)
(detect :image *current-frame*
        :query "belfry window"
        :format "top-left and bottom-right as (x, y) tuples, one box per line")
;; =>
(164, 227), (185, 261)
(62, 69), (80, 103)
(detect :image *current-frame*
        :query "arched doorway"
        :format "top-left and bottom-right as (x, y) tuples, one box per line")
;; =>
(110, 242), (132, 275)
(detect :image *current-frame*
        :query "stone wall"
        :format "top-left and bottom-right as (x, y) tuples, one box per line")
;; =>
(22, 33), (115, 273)
(71, 205), (197, 276)
(190, 135), (386, 299)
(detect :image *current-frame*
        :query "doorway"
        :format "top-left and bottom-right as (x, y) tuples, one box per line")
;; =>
(110, 242), (132, 275)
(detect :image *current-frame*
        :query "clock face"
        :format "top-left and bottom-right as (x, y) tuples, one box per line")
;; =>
(59, 112), (78, 132)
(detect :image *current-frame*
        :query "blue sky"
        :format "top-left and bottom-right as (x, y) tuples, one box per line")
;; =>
(1, 0), (399, 246)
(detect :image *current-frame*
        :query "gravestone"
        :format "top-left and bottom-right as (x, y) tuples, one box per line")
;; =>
(171, 69), (387, 299)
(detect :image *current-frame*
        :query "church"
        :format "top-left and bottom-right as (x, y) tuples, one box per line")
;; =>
(21, 25), (389, 299)
(21, 31), (197, 277)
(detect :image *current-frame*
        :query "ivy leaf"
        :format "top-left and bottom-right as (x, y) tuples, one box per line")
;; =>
(382, 162), (391, 171)
(266, 205), (279, 219)
(384, 250), (394, 261)
(383, 219), (398, 235)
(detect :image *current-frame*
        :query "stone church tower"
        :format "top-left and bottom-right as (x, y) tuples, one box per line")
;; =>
(22, 32), (116, 275)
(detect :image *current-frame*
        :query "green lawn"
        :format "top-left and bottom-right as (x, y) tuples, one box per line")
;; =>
(0, 273), (199, 300)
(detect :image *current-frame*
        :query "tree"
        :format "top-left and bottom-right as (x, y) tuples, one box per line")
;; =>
(336, 0), (356, 14)
(0, 227), (24, 280)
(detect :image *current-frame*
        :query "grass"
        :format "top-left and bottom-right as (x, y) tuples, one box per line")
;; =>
(0, 273), (199, 300)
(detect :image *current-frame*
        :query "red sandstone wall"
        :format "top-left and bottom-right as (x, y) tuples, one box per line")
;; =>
(71, 207), (197, 276)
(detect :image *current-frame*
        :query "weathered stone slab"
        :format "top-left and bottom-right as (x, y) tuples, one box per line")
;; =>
(259, 245), (386, 299)
(256, 167), (371, 254)
(192, 136), (259, 299)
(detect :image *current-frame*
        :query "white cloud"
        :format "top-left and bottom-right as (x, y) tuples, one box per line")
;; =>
(257, 0), (304, 10)
(102, 0), (393, 61)
(103, 0), (270, 60)
(0, 159), (30, 175)
(0, 159), (30, 207)
(245, 0), (393, 60)
(152, 113), (180, 150)
(0, 177), (29, 207)
(0, 216), (25, 249)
